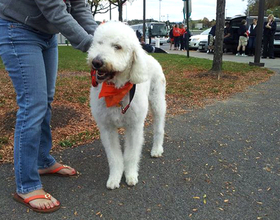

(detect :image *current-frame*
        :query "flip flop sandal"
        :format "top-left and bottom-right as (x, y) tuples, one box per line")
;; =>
(40, 165), (78, 177)
(13, 193), (61, 213)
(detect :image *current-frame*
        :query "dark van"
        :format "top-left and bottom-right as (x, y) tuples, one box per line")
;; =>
(224, 15), (280, 54)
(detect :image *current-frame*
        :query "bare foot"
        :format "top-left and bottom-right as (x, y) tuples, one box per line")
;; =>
(18, 189), (60, 210)
(38, 162), (76, 176)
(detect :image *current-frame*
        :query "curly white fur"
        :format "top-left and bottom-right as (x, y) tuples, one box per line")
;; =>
(88, 21), (166, 189)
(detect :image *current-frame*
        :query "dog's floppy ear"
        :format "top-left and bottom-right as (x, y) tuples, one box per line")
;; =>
(129, 46), (149, 84)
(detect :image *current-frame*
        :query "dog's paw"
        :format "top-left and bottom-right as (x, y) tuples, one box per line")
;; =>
(151, 146), (164, 157)
(125, 175), (138, 186)
(106, 178), (121, 190)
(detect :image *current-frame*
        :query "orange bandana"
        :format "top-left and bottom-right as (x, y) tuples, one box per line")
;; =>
(99, 82), (133, 107)
(91, 69), (133, 108)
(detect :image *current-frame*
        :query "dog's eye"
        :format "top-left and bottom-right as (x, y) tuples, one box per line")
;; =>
(98, 41), (103, 45)
(113, 44), (122, 50)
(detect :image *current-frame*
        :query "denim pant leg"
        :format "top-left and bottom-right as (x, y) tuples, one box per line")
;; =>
(37, 37), (58, 170)
(248, 37), (253, 53)
(0, 19), (58, 193)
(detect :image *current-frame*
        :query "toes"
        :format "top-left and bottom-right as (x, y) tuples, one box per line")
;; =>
(50, 196), (60, 207)
(106, 178), (120, 189)
(62, 166), (77, 176)
(48, 201), (55, 209)
(126, 175), (138, 186)
(45, 203), (51, 210)
(30, 199), (57, 210)
(151, 146), (164, 157)
(38, 202), (46, 210)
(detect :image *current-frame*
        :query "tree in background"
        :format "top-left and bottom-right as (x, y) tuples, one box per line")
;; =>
(210, 0), (226, 78)
(246, 0), (280, 17)
(201, 17), (210, 28)
(88, 0), (113, 18)
(108, 0), (129, 22)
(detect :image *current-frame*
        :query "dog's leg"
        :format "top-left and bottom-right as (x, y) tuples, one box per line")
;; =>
(149, 78), (166, 157)
(99, 126), (124, 189)
(123, 125), (144, 186)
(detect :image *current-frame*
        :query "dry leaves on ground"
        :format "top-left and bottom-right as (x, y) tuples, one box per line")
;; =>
(0, 68), (274, 164)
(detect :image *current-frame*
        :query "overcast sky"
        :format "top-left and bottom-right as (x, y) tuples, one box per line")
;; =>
(94, 0), (248, 22)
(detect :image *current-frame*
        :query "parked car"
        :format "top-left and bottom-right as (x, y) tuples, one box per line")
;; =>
(271, 17), (280, 54)
(198, 39), (209, 52)
(189, 28), (211, 50)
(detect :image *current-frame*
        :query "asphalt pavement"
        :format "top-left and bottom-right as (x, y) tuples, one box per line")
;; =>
(0, 49), (279, 220)
(161, 45), (280, 69)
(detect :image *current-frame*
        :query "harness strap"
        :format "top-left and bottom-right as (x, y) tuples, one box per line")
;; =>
(121, 84), (136, 114)
(91, 69), (98, 87)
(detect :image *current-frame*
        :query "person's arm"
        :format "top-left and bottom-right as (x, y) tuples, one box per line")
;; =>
(224, 29), (230, 38)
(242, 26), (247, 36)
(248, 25), (251, 34)
(265, 20), (272, 29)
(70, 0), (97, 36)
(34, 0), (96, 52)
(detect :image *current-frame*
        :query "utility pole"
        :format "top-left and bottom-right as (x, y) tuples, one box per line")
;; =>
(109, 2), (112, 20)
(249, 0), (265, 67)
(143, 0), (146, 42)
(186, 0), (190, 58)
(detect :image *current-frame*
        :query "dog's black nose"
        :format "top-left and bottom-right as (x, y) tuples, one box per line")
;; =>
(92, 58), (103, 69)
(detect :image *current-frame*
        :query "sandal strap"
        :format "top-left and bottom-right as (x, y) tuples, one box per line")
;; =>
(24, 193), (52, 204)
(48, 165), (70, 174)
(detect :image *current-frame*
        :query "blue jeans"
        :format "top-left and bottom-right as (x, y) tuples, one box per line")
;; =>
(0, 18), (58, 194)
(248, 36), (256, 55)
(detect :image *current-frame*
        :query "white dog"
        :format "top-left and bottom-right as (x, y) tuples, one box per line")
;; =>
(87, 21), (166, 189)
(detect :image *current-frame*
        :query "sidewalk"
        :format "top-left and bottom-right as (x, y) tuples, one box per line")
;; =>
(161, 45), (280, 69)
(0, 55), (279, 220)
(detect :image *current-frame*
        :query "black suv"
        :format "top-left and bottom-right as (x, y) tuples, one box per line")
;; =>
(223, 15), (280, 54)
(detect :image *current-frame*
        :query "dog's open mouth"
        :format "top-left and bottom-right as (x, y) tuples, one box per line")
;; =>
(96, 70), (116, 82)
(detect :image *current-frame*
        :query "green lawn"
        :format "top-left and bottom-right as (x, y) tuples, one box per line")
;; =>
(0, 46), (273, 98)
(0, 45), (269, 74)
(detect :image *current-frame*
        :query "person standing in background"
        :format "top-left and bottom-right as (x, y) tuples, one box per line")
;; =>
(179, 24), (185, 51)
(173, 24), (181, 50)
(248, 18), (258, 56)
(223, 22), (233, 44)
(207, 24), (216, 54)
(262, 14), (276, 59)
(169, 25), (174, 50)
(236, 19), (248, 57)
(183, 26), (191, 52)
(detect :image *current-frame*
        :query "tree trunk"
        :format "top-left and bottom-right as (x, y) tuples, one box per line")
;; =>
(108, 0), (126, 22)
(210, 0), (226, 77)
(118, 1), (123, 21)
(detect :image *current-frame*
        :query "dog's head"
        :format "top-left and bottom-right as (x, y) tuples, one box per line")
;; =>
(87, 21), (148, 88)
